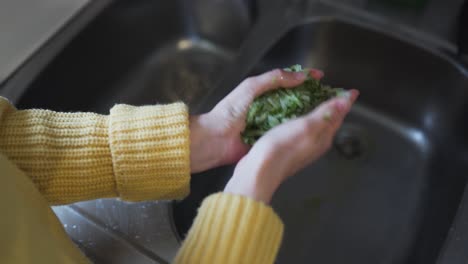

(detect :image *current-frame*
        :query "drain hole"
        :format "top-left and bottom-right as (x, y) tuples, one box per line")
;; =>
(334, 128), (366, 160)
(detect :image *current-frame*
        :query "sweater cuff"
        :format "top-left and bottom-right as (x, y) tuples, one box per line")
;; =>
(175, 193), (284, 264)
(108, 103), (190, 201)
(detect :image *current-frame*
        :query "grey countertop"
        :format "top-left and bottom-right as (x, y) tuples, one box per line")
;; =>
(0, 0), (89, 84)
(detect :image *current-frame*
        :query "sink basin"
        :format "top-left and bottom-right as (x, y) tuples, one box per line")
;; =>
(15, 0), (252, 262)
(18, 0), (252, 113)
(172, 20), (468, 264)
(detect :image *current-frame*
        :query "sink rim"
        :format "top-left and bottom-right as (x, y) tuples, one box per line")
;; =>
(168, 201), (183, 244)
(310, 16), (468, 77)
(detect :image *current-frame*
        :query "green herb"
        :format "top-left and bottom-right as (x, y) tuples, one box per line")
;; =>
(241, 64), (343, 145)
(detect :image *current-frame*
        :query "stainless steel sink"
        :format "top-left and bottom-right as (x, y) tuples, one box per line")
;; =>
(173, 3), (468, 264)
(261, 20), (468, 264)
(15, 0), (253, 263)
(18, 0), (252, 113)
(10, 0), (468, 263)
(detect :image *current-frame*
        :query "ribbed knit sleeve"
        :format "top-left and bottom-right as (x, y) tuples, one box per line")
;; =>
(174, 193), (284, 264)
(108, 104), (190, 201)
(0, 97), (190, 205)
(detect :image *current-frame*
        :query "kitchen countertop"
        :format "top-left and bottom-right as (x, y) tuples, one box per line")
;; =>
(0, 0), (111, 103)
(0, 0), (89, 85)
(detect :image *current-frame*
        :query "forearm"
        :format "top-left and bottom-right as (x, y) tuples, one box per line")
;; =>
(0, 97), (190, 205)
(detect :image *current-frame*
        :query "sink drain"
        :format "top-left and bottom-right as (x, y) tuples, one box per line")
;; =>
(334, 126), (367, 160)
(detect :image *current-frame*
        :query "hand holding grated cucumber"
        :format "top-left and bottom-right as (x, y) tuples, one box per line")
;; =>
(241, 64), (346, 145)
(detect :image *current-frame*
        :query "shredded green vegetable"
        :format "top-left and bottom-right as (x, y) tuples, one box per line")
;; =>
(241, 64), (344, 145)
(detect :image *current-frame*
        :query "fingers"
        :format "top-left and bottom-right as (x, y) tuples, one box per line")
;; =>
(243, 67), (324, 97)
(215, 68), (325, 117)
(309, 68), (324, 80)
(239, 69), (307, 98)
(304, 89), (359, 146)
(216, 69), (308, 117)
(306, 89), (359, 124)
(262, 89), (358, 146)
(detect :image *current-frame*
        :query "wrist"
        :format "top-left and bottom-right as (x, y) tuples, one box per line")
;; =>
(224, 178), (275, 204)
(224, 155), (280, 204)
(189, 114), (225, 173)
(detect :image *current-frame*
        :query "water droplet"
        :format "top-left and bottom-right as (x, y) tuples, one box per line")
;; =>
(63, 224), (68, 228)
(72, 225), (77, 229)
(135, 235), (140, 239)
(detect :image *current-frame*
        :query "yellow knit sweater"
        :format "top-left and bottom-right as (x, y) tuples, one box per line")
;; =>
(0, 97), (283, 263)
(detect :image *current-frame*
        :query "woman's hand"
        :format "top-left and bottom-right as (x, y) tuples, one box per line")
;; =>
(189, 68), (324, 173)
(224, 89), (359, 203)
